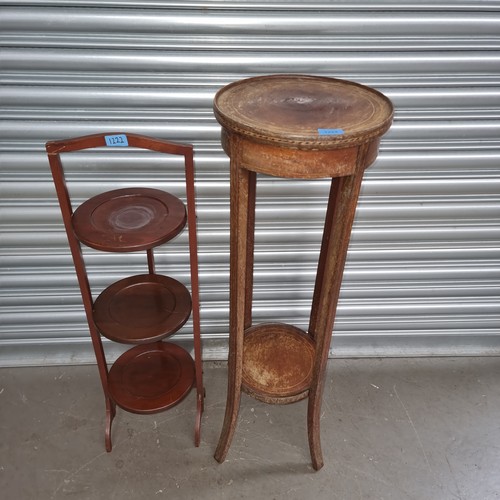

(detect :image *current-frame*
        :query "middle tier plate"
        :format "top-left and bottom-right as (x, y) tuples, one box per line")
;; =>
(94, 274), (192, 344)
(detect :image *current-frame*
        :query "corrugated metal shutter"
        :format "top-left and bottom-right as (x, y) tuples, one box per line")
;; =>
(1, 1), (499, 366)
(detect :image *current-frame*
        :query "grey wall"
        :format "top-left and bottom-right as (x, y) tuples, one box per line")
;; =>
(1, 1), (499, 366)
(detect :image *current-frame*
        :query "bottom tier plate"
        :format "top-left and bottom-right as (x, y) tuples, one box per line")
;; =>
(242, 323), (315, 404)
(108, 342), (195, 414)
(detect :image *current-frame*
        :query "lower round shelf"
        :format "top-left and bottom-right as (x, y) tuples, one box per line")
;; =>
(94, 274), (192, 344)
(242, 323), (315, 404)
(108, 342), (195, 414)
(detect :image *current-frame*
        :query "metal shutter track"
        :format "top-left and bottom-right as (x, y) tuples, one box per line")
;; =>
(1, 1), (499, 366)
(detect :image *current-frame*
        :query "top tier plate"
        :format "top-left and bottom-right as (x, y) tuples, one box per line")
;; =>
(72, 187), (186, 252)
(213, 74), (393, 150)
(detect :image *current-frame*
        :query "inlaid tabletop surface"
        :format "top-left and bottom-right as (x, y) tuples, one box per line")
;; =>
(214, 74), (393, 149)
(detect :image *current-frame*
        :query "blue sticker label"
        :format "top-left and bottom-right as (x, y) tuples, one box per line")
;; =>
(105, 134), (129, 147)
(318, 128), (344, 136)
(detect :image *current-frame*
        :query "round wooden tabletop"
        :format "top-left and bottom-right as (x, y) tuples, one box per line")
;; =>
(214, 74), (393, 150)
(72, 187), (186, 252)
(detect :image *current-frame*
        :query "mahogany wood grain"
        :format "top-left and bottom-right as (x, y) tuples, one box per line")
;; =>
(72, 187), (187, 252)
(108, 342), (195, 414)
(47, 132), (204, 450)
(93, 274), (192, 344)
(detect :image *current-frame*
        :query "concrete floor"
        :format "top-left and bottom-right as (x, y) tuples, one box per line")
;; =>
(1, 357), (499, 500)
